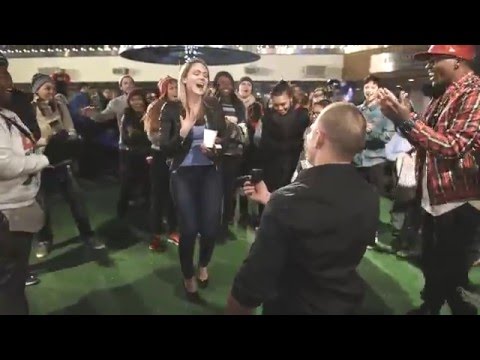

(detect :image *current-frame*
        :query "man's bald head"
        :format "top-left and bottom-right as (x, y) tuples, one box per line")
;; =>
(308, 102), (366, 162)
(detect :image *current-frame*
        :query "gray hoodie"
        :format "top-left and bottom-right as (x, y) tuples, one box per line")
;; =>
(92, 94), (128, 130)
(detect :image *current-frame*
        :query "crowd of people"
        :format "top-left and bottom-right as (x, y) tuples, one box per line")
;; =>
(1, 45), (480, 315)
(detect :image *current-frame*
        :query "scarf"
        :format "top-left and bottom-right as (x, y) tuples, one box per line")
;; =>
(239, 94), (256, 110)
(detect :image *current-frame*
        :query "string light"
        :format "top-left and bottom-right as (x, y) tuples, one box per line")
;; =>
(184, 45), (199, 62)
(0, 45), (393, 58)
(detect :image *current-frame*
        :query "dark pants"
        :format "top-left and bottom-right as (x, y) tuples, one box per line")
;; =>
(117, 151), (150, 216)
(240, 147), (261, 218)
(358, 162), (388, 197)
(264, 153), (299, 193)
(394, 200), (422, 251)
(238, 196), (249, 218)
(37, 164), (93, 244)
(78, 122), (119, 179)
(390, 183), (421, 251)
(76, 121), (98, 179)
(260, 153), (299, 223)
(118, 148), (128, 176)
(171, 166), (222, 279)
(150, 150), (177, 235)
(469, 223), (480, 265)
(421, 204), (480, 310)
(221, 156), (242, 231)
(0, 214), (33, 315)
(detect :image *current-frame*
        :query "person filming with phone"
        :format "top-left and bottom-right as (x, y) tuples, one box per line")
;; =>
(226, 102), (379, 315)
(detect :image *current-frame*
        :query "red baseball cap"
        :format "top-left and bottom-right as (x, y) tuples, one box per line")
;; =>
(414, 45), (476, 61)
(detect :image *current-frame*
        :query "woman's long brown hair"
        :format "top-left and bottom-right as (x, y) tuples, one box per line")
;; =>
(143, 76), (177, 134)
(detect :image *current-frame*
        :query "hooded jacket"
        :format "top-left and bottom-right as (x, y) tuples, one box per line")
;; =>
(0, 109), (49, 210)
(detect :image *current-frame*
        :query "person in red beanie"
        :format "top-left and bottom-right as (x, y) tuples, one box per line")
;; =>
(51, 69), (71, 98)
(377, 45), (480, 315)
(143, 76), (179, 251)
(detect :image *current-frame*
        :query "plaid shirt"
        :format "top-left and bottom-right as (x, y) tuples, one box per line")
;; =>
(403, 72), (480, 206)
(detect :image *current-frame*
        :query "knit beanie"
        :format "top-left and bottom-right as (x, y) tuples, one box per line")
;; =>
(239, 76), (254, 87)
(31, 73), (54, 94)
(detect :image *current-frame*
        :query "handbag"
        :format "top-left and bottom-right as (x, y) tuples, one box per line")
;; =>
(396, 152), (417, 188)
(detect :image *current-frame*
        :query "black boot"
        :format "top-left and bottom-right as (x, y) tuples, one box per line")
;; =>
(447, 288), (478, 316)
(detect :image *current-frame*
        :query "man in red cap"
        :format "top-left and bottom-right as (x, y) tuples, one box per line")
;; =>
(378, 45), (480, 315)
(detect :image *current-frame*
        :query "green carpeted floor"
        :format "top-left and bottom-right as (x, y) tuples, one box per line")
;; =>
(27, 178), (480, 315)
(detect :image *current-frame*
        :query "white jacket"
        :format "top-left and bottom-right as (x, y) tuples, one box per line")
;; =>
(0, 108), (49, 210)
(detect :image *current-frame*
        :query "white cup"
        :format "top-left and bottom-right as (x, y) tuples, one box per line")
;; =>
(203, 129), (218, 148)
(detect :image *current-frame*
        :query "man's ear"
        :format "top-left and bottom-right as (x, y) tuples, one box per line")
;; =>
(315, 129), (326, 149)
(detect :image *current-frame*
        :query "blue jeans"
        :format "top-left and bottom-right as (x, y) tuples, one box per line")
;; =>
(170, 166), (222, 279)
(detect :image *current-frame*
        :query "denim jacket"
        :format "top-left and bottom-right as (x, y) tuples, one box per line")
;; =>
(354, 102), (395, 168)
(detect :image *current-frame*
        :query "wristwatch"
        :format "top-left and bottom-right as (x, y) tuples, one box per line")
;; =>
(399, 113), (418, 134)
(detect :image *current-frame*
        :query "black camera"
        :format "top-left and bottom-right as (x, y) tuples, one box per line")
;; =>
(393, 85), (404, 100)
(235, 168), (264, 188)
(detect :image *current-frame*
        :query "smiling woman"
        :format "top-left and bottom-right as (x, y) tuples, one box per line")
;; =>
(158, 58), (227, 302)
(212, 71), (247, 242)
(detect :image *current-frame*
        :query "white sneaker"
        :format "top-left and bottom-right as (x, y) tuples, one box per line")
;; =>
(36, 241), (50, 259)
